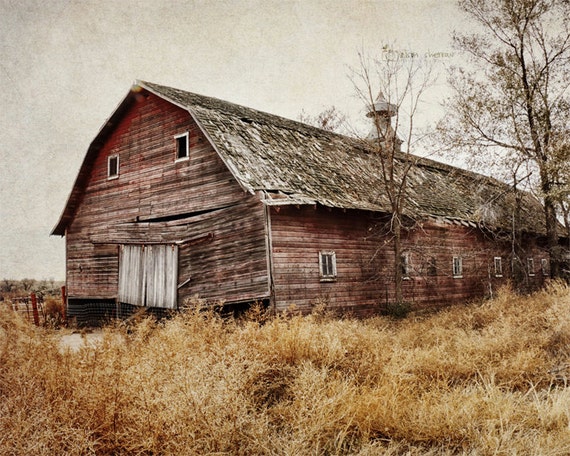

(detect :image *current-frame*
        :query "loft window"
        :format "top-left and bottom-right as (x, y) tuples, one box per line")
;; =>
(319, 251), (337, 282)
(494, 257), (503, 277)
(452, 256), (463, 278)
(527, 257), (535, 276)
(175, 132), (189, 161)
(401, 253), (410, 279)
(108, 155), (119, 179)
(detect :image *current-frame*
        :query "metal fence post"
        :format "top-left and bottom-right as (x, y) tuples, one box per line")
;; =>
(31, 292), (40, 326)
(61, 285), (67, 324)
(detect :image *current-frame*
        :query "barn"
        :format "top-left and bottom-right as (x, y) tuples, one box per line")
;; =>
(52, 81), (554, 324)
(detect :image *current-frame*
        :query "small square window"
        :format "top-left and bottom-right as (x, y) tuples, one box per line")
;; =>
(175, 132), (189, 161)
(494, 257), (503, 277)
(452, 256), (463, 278)
(319, 251), (337, 282)
(108, 155), (119, 179)
(527, 258), (535, 276)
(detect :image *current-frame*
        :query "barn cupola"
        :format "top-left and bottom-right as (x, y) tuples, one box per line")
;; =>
(366, 92), (402, 151)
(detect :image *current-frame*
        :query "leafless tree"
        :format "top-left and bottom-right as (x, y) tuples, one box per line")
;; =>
(439, 0), (570, 278)
(351, 47), (435, 305)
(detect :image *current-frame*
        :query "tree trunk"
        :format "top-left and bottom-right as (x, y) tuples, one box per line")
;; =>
(393, 214), (403, 303)
(545, 196), (561, 278)
(541, 165), (561, 279)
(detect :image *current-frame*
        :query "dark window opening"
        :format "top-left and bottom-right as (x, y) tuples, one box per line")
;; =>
(108, 155), (119, 179)
(401, 253), (410, 279)
(175, 133), (189, 160)
(427, 257), (437, 276)
(541, 258), (549, 276)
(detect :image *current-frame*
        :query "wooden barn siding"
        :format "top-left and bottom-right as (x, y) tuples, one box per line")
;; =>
(403, 221), (549, 304)
(176, 200), (270, 305)
(269, 206), (387, 314)
(66, 92), (269, 305)
(269, 206), (549, 315)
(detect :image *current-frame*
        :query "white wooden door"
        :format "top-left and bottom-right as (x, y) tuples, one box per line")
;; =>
(118, 244), (178, 309)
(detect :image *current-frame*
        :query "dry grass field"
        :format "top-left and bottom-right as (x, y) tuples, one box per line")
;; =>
(2, 282), (570, 455)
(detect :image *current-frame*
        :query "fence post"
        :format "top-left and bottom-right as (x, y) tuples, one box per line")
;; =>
(61, 285), (67, 324)
(31, 292), (40, 326)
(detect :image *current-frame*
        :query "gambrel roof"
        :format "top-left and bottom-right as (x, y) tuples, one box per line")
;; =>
(52, 80), (548, 236)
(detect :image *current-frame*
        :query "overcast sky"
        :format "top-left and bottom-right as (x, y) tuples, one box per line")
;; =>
(0, 0), (460, 280)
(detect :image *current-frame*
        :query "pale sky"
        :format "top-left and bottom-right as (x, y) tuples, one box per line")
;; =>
(0, 0), (460, 280)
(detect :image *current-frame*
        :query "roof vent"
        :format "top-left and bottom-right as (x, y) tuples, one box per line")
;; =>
(366, 92), (401, 150)
(366, 92), (397, 119)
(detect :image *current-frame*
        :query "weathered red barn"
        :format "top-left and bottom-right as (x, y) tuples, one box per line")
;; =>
(52, 81), (555, 324)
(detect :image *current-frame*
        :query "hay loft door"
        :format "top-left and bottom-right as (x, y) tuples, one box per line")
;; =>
(118, 244), (179, 309)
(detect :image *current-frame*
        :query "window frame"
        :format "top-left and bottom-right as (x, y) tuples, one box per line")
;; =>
(452, 256), (463, 278)
(494, 256), (503, 278)
(527, 257), (535, 276)
(427, 256), (437, 276)
(319, 251), (337, 282)
(401, 252), (411, 280)
(108, 154), (119, 180)
(174, 132), (190, 162)
(541, 258), (549, 276)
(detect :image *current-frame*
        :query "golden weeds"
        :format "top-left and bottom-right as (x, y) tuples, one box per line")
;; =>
(2, 284), (570, 454)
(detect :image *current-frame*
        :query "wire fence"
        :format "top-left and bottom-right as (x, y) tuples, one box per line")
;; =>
(2, 288), (66, 326)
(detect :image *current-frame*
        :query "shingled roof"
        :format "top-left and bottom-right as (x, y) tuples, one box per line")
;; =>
(52, 80), (548, 236)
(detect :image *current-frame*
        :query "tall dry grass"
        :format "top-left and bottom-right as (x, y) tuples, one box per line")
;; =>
(2, 283), (570, 455)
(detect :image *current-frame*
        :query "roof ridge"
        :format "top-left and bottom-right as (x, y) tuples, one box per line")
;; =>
(138, 80), (356, 139)
(139, 81), (513, 189)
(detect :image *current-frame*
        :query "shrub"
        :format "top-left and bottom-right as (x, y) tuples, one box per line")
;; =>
(381, 300), (412, 318)
(42, 295), (65, 328)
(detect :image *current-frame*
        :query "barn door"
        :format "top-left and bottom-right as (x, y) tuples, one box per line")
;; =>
(118, 244), (178, 309)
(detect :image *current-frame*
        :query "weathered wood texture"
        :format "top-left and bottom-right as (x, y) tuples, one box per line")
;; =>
(269, 206), (385, 314)
(65, 92), (269, 306)
(60, 82), (553, 317)
(269, 206), (549, 315)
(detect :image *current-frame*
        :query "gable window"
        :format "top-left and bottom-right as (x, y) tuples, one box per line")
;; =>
(175, 132), (189, 161)
(452, 256), (463, 278)
(319, 251), (337, 282)
(527, 257), (535, 276)
(108, 154), (119, 179)
(494, 257), (503, 277)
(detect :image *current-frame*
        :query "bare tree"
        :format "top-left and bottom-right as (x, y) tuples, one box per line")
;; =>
(439, 0), (570, 278)
(351, 48), (435, 305)
(298, 106), (349, 134)
(21, 278), (36, 293)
